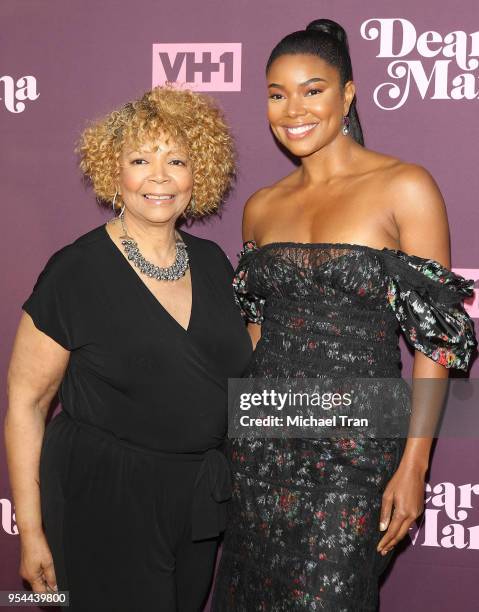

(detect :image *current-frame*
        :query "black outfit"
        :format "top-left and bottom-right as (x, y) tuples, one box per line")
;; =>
(22, 225), (252, 612)
(212, 241), (477, 611)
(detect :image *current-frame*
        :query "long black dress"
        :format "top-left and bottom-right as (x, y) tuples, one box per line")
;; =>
(212, 241), (477, 611)
(22, 225), (252, 611)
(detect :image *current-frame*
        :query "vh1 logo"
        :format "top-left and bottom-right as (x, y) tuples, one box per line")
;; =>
(454, 268), (479, 319)
(152, 44), (241, 91)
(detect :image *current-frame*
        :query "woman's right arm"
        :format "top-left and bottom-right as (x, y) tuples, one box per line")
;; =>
(5, 312), (70, 592)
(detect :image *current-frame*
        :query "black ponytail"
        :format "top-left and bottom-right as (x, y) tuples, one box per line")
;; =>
(266, 18), (364, 146)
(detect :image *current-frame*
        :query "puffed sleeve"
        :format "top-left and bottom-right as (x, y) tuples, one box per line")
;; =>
(22, 246), (78, 350)
(381, 248), (477, 371)
(232, 241), (265, 324)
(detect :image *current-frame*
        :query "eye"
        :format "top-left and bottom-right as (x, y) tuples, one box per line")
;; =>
(268, 93), (284, 100)
(306, 88), (322, 96)
(169, 159), (186, 166)
(131, 158), (147, 165)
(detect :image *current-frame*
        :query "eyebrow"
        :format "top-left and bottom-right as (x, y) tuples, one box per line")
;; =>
(127, 147), (186, 156)
(268, 77), (328, 89)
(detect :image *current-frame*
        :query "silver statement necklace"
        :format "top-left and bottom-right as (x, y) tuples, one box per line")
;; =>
(119, 212), (189, 281)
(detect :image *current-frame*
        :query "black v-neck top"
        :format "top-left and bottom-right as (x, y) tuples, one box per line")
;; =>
(22, 225), (252, 452)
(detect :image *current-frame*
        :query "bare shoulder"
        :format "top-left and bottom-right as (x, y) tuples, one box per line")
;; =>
(385, 161), (448, 224)
(243, 185), (275, 215)
(242, 187), (272, 241)
(242, 170), (300, 240)
(353, 149), (450, 262)
(386, 161), (450, 263)
(388, 161), (443, 200)
(354, 148), (446, 218)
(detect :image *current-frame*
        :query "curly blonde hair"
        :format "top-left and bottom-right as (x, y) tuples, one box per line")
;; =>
(77, 85), (235, 216)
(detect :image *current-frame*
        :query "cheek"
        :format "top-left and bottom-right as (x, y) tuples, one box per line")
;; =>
(176, 168), (194, 193)
(267, 103), (281, 123)
(267, 110), (283, 138)
(307, 92), (341, 118)
(305, 98), (328, 116)
(119, 167), (144, 193)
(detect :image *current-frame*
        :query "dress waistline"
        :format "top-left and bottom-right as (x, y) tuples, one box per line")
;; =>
(57, 410), (232, 541)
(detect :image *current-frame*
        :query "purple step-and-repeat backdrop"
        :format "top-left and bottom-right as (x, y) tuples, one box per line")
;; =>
(1, 1), (478, 610)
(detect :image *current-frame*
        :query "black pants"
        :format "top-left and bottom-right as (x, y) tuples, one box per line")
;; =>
(39, 412), (219, 611)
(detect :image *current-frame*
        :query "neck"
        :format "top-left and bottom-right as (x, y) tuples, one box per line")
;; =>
(117, 210), (179, 266)
(299, 135), (359, 186)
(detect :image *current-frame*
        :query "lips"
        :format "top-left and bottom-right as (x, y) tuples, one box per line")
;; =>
(283, 123), (318, 140)
(143, 193), (176, 202)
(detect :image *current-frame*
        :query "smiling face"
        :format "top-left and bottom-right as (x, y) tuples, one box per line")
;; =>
(267, 53), (355, 157)
(118, 134), (194, 225)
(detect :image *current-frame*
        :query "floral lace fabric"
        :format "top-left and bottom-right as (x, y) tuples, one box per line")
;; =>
(232, 241), (476, 371)
(212, 242), (477, 611)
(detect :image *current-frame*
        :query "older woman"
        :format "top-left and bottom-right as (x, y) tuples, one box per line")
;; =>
(5, 86), (252, 611)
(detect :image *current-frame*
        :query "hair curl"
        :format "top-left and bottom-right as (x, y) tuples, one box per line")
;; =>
(77, 85), (235, 217)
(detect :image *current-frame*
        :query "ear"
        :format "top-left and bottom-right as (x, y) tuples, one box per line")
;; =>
(343, 81), (356, 115)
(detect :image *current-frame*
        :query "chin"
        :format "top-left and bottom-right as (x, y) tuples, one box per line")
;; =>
(141, 207), (181, 225)
(280, 139), (321, 158)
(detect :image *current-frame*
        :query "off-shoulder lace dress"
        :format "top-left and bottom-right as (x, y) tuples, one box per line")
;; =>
(212, 242), (477, 612)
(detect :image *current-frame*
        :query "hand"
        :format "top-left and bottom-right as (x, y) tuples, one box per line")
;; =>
(19, 531), (58, 593)
(377, 463), (425, 555)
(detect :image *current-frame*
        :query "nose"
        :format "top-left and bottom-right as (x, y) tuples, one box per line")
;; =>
(148, 175), (169, 184)
(285, 95), (306, 118)
(147, 160), (170, 183)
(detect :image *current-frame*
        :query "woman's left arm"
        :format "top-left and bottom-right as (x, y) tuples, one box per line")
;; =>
(377, 163), (453, 555)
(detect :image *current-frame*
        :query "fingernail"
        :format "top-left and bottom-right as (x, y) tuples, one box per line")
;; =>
(379, 521), (388, 531)
(53, 585), (58, 592)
